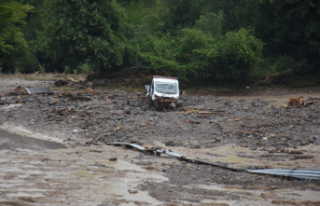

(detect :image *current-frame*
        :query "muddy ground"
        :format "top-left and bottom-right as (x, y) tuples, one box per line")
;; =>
(1, 77), (320, 206)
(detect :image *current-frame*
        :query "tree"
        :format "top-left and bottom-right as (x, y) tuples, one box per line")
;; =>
(236, 0), (320, 73)
(0, 0), (33, 71)
(162, 0), (204, 34)
(38, 0), (126, 72)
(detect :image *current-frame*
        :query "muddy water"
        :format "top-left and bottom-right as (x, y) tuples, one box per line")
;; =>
(0, 126), (167, 206)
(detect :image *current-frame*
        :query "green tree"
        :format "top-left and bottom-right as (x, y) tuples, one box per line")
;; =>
(162, 0), (204, 34)
(201, 0), (239, 34)
(0, 0), (33, 71)
(38, 0), (126, 72)
(236, 0), (320, 73)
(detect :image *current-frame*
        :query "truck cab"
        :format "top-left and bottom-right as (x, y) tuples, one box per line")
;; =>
(145, 76), (181, 109)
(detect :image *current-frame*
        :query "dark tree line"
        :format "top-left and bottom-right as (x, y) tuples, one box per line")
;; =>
(1, 0), (320, 84)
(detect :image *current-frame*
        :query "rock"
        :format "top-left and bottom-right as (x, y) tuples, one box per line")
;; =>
(54, 80), (68, 87)
(165, 140), (175, 146)
(94, 89), (102, 94)
(104, 90), (113, 94)
(131, 159), (140, 164)
(78, 85), (84, 90)
(85, 82), (93, 91)
(290, 150), (303, 154)
(300, 140), (309, 146)
(79, 77), (86, 82)
(48, 100), (56, 105)
(19, 196), (37, 202)
(137, 161), (153, 166)
(96, 80), (105, 85)
(0, 99), (5, 105)
(261, 193), (279, 199)
(124, 106), (131, 114)
(132, 110), (140, 115)
(120, 90), (127, 95)
(71, 115), (78, 120)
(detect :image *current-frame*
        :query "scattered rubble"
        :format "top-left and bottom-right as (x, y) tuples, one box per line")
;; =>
(7, 86), (28, 95)
(289, 96), (319, 107)
(1, 79), (320, 205)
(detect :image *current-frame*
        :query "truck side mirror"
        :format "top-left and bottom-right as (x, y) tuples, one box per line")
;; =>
(179, 90), (183, 95)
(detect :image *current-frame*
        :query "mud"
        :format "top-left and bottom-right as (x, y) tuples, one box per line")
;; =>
(0, 129), (66, 150)
(0, 78), (320, 205)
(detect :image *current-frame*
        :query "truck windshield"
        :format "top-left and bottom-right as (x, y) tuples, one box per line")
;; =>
(155, 82), (178, 94)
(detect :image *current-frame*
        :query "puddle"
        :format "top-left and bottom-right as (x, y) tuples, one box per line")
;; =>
(93, 181), (161, 205)
(106, 161), (144, 172)
(91, 160), (167, 205)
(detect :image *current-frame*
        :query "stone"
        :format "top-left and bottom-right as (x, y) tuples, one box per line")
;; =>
(78, 85), (84, 90)
(165, 140), (175, 146)
(124, 106), (131, 114)
(94, 89), (102, 94)
(120, 90), (127, 95)
(261, 193), (279, 199)
(48, 100), (56, 105)
(104, 90), (113, 94)
(71, 115), (78, 120)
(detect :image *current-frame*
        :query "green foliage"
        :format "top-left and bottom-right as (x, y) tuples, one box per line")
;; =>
(200, 0), (239, 34)
(1, 0), (319, 85)
(162, 0), (204, 34)
(0, 0), (33, 53)
(236, 0), (320, 68)
(38, 0), (126, 72)
(196, 11), (224, 37)
(0, 0), (33, 72)
(138, 23), (263, 82)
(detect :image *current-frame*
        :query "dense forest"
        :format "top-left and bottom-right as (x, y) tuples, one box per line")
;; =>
(1, 0), (320, 84)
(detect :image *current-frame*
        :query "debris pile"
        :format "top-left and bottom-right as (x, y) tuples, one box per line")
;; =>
(1, 91), (320, 151)
(7, 86), (28, 96)
(289, 96), (318, 107)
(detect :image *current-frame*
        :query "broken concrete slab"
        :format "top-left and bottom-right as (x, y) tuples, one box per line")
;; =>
(26, 88), (54, 95)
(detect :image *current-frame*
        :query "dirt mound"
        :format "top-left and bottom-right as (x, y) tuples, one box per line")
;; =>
(0, 129), (66, 150)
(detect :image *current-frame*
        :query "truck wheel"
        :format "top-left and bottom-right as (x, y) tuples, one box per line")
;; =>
(149, 97), (154, 107)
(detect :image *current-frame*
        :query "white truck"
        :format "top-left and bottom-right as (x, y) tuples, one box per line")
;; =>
(145, 75), (182, 110)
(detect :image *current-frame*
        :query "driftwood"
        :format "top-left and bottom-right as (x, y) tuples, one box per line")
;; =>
(288, 96), (318, 107)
